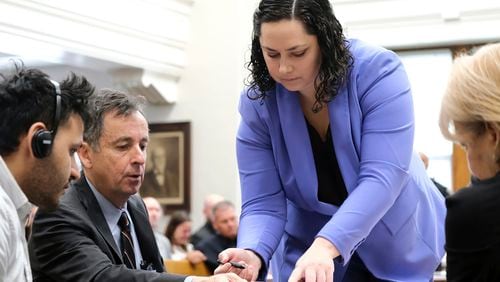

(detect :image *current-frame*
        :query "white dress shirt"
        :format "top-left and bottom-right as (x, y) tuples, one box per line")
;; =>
(0, 157), (33, 282)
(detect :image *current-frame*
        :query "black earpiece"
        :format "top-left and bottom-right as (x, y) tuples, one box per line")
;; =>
(32, 130), (54, 158)
(31, 80), (61, 159)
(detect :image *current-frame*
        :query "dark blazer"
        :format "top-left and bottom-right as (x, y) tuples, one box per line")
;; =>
(29, 176), (185, 282)
(446, 173), (500, 281)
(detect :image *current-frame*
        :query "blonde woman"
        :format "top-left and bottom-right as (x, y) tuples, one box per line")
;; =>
(439, 43), (500, 281)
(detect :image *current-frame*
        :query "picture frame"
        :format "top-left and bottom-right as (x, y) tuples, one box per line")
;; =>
(141, 122), (190, 212)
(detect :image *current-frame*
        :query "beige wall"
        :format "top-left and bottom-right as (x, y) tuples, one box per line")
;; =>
(145, 0), (258, 228)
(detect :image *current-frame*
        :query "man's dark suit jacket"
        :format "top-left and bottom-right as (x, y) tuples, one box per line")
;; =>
(29, 176), (186, 282)
(190, 221), (216, 246)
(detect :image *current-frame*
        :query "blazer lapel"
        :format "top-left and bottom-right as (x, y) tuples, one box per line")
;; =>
(276, 83), (360, 208)
(328, 87), (360, 192)
(75, 177), (122, 260)
(276, 85), (318, 206)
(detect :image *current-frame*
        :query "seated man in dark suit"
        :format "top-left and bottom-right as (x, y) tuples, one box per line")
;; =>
(29, 89), (244, 282)
(195, 201), (238, 272)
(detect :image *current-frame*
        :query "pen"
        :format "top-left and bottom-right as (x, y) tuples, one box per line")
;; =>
(217, 260), (246, 269)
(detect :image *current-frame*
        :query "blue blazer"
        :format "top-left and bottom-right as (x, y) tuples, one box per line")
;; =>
(236, 39), (445, 281)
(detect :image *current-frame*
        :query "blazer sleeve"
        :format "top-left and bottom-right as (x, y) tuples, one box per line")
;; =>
(317, 47), (415, 263)
(29, 202), (185, 282)
(236, 91), (287, 271)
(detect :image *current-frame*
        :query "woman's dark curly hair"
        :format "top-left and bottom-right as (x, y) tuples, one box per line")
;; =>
(247, 0), (353, 112)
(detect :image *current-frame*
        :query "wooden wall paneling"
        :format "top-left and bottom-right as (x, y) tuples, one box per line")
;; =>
(452, 143), (470, 191)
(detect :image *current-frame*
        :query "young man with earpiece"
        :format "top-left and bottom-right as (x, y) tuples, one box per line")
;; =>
(0, 62), (94, 281)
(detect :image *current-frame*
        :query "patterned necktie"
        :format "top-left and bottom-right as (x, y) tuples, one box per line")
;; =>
(118, 211), (136, 269)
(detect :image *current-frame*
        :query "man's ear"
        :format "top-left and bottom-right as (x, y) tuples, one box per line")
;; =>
(77, 142), (93, 169)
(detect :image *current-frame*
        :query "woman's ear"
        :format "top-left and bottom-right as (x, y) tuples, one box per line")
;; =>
(486, 124), (500, 146)
(486, 124), (500, 165)
(494, 129), (500, 160)
(77, 142), (93, 168)
(494, 130), (500, 147)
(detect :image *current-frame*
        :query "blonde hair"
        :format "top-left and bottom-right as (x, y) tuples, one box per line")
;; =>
(439, 43), (500, 141)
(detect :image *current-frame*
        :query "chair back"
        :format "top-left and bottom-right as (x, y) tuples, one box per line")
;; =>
(164, 259), (211, 276)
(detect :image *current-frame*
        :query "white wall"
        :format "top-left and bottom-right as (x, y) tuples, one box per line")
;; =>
(398, 50), (454, 190)
(145, 0), (258, 228)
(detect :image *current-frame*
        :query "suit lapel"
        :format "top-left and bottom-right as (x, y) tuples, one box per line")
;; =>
(75, 177), (122, 260)
(127, 196), (164, 272)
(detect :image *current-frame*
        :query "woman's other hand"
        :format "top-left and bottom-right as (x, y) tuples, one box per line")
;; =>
(288, 237), (339, 282)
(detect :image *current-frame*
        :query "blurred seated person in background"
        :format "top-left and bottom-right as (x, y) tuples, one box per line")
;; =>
(419, 152), (449, 197)
(195, 201), (238, 272)
(439, 43), (500, 281)
(166, 211), (207, 264)
(29, 89), (244, 282)
(191, 194), (224, 246)
(143, 196), (172, 259)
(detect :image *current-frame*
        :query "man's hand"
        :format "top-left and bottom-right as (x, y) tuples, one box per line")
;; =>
(193, 273), (247, 282)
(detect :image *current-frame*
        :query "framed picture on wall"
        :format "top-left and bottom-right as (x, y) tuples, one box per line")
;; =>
(141, 122), (190, 212)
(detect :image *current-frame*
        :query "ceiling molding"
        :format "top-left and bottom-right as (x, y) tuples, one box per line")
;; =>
(0, 0), (194, 103)
(335, 0), (500, 48)
(111, 68), (178, 105)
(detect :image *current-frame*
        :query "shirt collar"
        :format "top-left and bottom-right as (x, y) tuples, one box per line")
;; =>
(86, 176), (128, 226)
(0, 156), (32, 221)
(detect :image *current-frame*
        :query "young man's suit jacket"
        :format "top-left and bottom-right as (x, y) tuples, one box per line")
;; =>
(29, 176), (185, 282)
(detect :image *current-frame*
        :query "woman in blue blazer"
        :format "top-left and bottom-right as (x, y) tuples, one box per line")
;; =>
(216, 0), (445, 281)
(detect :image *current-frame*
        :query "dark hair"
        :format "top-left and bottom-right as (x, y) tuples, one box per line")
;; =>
(84, 88), (146, 150)
(165, 210), (191, 249)
(0, 62), (94, 156)
(248, 0), (352, 112)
